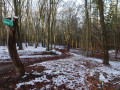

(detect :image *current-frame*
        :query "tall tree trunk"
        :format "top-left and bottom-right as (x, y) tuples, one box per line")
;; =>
(7, 17), (25, 76)
(25, 0), (30, 47)
(98, 0), (109, 65)
(18, 0), (22, 47)
(13, 0), (23, 50)
(0, 0), (2, 45)
(47, 0), (52, 51)
(50, 0), (54, 50)
(85, 0), (89, 56)
(2, 0), (7, 46)
(114, 0), (118, 58)
(89, 0), (93, 56)
(50, 0), (56, 50)
(25, 18), (28, 47)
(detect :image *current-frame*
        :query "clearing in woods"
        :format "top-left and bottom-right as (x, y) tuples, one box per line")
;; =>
(0, 45), (120, 89)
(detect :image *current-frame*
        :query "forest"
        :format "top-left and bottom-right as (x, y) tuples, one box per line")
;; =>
(0, 0), (120, 89)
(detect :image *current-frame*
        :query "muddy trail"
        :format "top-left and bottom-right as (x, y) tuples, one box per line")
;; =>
(0, 64), (15, 74)
(0, 48), (120, 77)
(0, 49), (120, 89)
(0, 53), (72, 77)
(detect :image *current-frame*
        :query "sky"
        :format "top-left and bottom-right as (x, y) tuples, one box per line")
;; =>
(57, 0), (84, 12)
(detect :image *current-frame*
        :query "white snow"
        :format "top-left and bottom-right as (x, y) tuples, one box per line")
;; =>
(0, 45), (46, 60)
(0, 44), (62, 63)
(16, 75), (50, 89)
(109, 50), (120, 58)
(51, 49), (62, 55)
(16, 80), (34, 89)
(99, 73), (108, 82)
(22, 75), (27, 79)
(109, 50), (115, 53)
(0, 45), (119, 89)
(13, 16), (19, 19)
(28, 51), (120, 89)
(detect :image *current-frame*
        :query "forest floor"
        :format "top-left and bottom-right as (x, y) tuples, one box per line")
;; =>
(0, 45), (120, 90)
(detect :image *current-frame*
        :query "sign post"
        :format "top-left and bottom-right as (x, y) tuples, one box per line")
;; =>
(3, 17), (25, 76)
(2, 19), (14, 26)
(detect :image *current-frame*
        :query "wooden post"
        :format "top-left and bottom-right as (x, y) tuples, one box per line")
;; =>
(7, 17), (25, 76)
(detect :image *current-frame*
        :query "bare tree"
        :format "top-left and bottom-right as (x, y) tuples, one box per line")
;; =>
(13, 0), (23, 50)
(98, 0), (109, 65)
(85, 0), (90, 56)
(7, 17), (25, 76)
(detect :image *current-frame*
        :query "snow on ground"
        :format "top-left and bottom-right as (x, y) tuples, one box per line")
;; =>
(16, 52), (120, 89)
(51, 49), (62, 55)
(0, 45), (44, 60)
(16, 75), (50, 89)
(0, 44), (62, 63)
(109, 50), (120, 58)
(109, 50), (115, 53)
(0, 45), (120, 89)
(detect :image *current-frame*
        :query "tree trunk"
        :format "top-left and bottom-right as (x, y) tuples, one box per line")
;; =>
(13, 0), (23, 50)
(0, 0), (2, 45)
(85, 0), (89, 56)
(54, 35), (56, 48)
(47, 0), (52, 51)
(7, 17), (25, 76)
(67, 41), (70, 51)
(98, 0), (109, 65)
(114, 0), (118, 58)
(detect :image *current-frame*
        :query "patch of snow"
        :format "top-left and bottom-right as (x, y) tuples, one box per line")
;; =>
(0, 44), (65, 63)
(51, 49), (62, 55)
(16, 75), (50, 89)
(99, 66), (120, 76)
(25, 72), (29, 74)
(99, 73), (108, 82)
(30, 52), (120, 89)
(22, 75), (27, 78)
(32, 72), (42, 75)
(43, 70), (53, 74)
(55, 45), (65, 49)
(0, 45), (52, 63)
(20, 55), (52, 59)
(87, 58), (103, 63)
(31, 56), (89, 89)
(109, 50), (115, 54)
(40, 85), (54, 90)
(44, 85), (51, 89)
(16, 80), (34, 89)
(13, 16), (18, 19)
(110, 61), (120, 71)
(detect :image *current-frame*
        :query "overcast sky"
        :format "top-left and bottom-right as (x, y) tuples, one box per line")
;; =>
(6, 0), (84, 17)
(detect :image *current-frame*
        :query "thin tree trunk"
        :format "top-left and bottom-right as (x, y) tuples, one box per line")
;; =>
(3, 0), (7, 46)
(54, 35), (56, 48)
(89, 0), (93, 56)
(47, 0), (52, 51)
(85, 0), (89, 56)
(0, 0), (2, 45)
(114, 0), (118, 58)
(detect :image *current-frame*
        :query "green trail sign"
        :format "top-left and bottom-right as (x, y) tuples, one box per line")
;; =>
(2, 19), (14, 26)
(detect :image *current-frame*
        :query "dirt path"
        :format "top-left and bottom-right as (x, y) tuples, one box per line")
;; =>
(0, 64), (15, 74)
(0, 53), (72, 76)
(0, 51), (120, 89)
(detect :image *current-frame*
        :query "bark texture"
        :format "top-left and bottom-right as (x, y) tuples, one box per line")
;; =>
(98, 0), (109, 65)
(7, 18), (25, 76)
